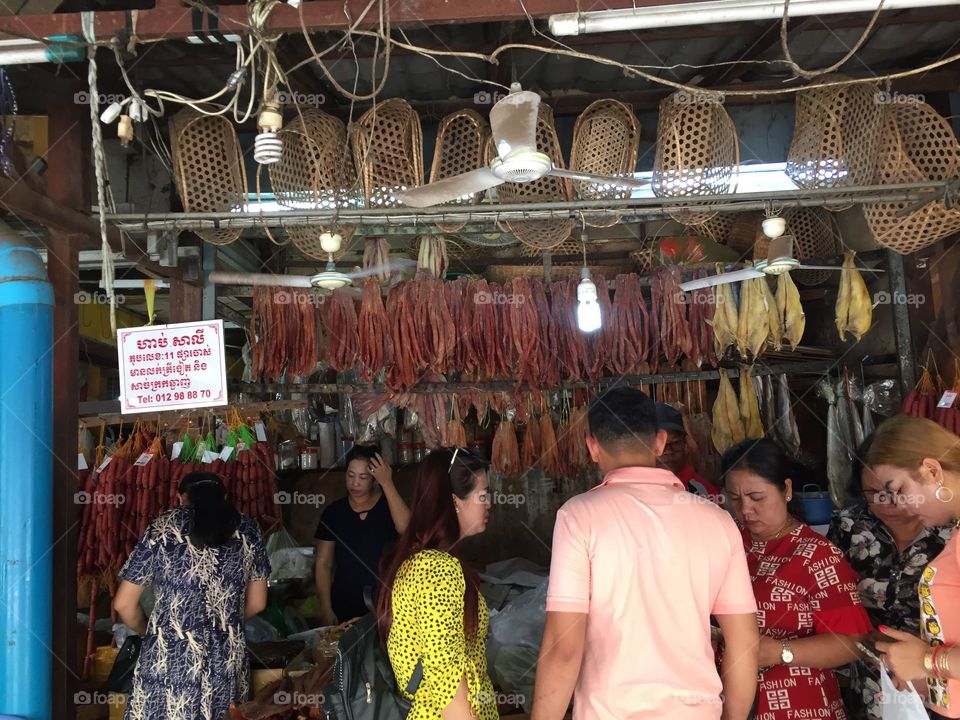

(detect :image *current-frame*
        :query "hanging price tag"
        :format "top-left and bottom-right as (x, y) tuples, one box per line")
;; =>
(134, 452), (154, 467)
(171, 442), (183, 460)
(78, 453), (88, 471)
(938, 390), (957, 409)
(95, 455), (112, 474)
(254, 421), (267, 442)
(219, 446), (235, 461)
(201, 450), (219, 464)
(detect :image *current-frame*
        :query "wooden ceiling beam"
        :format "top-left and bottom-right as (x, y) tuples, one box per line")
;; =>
(0, 0), (652, 41)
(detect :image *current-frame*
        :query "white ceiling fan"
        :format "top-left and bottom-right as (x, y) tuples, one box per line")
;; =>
(208, 232), (414, 291)
(678, 218), (883, 292)
(394, 83), (650, 208)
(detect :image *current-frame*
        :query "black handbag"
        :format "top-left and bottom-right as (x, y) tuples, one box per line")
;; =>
(104, 635), (142, 694)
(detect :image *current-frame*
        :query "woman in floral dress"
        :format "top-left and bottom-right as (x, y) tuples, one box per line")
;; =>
(723, 439), (873, 720)
(829, 435), (953, 720)
(113, 471), (271, 720)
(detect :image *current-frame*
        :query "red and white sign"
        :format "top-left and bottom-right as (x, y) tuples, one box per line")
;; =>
(117, 320), (228, 414)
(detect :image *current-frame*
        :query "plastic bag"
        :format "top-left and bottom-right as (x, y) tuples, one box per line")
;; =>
(879, 666), (928, 720)
(864, 379), (902, 418)
(246, 615), (281, 643)
(492, 645), (537, 712)
(489, 579), (548, 649)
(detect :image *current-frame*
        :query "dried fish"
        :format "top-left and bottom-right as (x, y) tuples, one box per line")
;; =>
(821, 381), (847, 508)
(776, 374), (800, 457)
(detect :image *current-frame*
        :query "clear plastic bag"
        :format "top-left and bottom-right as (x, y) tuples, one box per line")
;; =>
(879, 666), (928, 720)
(489, 579), (548, 649)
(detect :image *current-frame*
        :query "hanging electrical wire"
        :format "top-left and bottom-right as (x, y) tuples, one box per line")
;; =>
(82, 11), (118, 336)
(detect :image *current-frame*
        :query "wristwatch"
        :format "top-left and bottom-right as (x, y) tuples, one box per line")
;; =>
(780, 641), (795, 665)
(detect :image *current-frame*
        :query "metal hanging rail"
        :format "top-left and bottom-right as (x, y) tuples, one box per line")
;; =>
(106, 182), (949, 233)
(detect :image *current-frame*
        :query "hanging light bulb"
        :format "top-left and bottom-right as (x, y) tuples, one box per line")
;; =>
(576, 267), (602, 333)
(254, 93), (283, 164)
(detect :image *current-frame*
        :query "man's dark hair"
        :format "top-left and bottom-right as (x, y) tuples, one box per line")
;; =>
(587, 387), (659, 449)
(345, 444), (379, 465)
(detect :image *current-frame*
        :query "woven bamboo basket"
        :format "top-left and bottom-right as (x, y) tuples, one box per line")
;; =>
(518, 237), (585, 258)
(721, 212), (765, 257)
(352, 98), (424, 208)
(430, 110), (489, 233)
(863, 101), (960, 254)
(786, 76), (883, 211)
(785, 207), (839, 286)
(269, 109), (357, 259)
(569, 99), (640, 228)
(487, 103), (576, 250)
(694, 213), (736, 245)
(630, 245), (658, 275)
(169, 108), (246, 246)
(652, 91), (739, 224)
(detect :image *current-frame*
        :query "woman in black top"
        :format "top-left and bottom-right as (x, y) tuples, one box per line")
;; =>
(314, 445), (410, 624)
(828, 435), (953, 720)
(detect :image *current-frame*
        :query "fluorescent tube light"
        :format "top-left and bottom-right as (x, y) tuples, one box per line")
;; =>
(549, 0), (960, 35)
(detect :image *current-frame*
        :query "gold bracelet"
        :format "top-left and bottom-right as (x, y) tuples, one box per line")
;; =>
(936, 647), (952, 678)
(925, 648), (936, 674)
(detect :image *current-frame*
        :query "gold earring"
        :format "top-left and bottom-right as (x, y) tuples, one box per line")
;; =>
(936, 481), (955, 503)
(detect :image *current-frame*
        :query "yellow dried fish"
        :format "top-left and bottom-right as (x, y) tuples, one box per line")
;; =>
(709, 264), (739, 358)
(738, 366), (764, 439)
(760, 278), (783, 351)
(737, 277), (770, 361)
(838, 251), (872, 341)
(776, 272), (806, 351)
(712, 368), (746, 453)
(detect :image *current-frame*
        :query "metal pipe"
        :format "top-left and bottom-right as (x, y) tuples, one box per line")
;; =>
(0, 220), (53, 720)
(208, 271), (313, 288)
(107, 182), (947, 232)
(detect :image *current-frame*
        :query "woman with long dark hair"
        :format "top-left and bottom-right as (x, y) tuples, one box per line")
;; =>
(113, 471), (270, 720)
(376, 448), (498, 720)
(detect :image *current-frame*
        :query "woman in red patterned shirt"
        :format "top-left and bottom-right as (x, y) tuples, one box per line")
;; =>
(722, 439), (873, 720)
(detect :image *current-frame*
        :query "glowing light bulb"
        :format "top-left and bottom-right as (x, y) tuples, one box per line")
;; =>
(576, 268), (602, 333)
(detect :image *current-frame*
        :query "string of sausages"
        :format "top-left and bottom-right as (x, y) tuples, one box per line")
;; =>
(250, 274), (721, 387)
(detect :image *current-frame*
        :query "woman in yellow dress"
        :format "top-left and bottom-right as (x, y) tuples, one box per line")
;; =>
(377, 448), (498, 720)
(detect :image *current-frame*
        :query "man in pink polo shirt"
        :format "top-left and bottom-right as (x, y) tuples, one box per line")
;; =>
(531, 388), (759, 720)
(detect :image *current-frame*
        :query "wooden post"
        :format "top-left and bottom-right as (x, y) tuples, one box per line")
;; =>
(169, 278), (203, 324)
(46, 95), (88, 720)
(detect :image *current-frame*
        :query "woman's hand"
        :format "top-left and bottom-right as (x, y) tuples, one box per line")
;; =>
(758, 635), (784, 667)
(319, 608), (338, 627)
(369, 453), (394, 489)
(875, 626), (928, 686)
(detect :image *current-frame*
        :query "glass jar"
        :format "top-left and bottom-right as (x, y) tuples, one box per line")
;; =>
(300, 447), (318, 470)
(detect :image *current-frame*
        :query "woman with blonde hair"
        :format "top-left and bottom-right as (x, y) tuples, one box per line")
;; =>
(870, 416), (960, 718)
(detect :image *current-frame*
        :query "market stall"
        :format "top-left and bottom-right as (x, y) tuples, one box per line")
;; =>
(0, 2), (957, 719)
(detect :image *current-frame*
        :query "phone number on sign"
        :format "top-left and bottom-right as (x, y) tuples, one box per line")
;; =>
(135, 389), (213, 405)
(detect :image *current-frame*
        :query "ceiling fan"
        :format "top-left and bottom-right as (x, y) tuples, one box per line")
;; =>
(394, 83), (650, 208)
(208, 232), (415, 291)
(678, 221), (883, 292)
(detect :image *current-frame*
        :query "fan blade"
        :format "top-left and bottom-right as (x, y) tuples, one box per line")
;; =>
(795, 264), (886, 273)
(394, 168), (504, 208)
(767, 235), (794, 262)
(489, 90), (540, 160)
(208, 272), (313, 288)
(348, 258), (417, 280)
(679, 267), (765, 292)
(548, 168), (650, 189)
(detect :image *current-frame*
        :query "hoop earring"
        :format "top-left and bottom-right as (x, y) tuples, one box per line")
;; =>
(935, 482), (955, 503)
